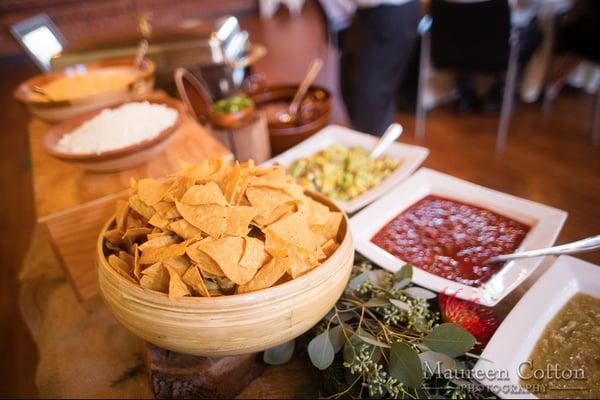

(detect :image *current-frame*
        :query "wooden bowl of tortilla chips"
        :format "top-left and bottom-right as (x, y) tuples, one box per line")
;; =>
(96, 156), (353, 357)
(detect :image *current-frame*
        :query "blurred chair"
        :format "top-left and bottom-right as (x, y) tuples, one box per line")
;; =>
(542, 0), (600, 145)
(415, 0), (520, 151)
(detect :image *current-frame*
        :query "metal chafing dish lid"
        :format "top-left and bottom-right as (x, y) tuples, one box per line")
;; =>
(52, 15), (248, 70)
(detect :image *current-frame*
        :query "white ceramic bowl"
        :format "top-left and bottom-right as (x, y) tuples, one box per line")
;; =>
(262, 124), (429, 213)
(473, 255), (600, 398)
(350, 168), (567, 306)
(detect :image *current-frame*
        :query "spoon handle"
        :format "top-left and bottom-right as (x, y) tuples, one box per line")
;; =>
(289, 58), (323, 116)
(484, 234), (600, 265)
(134, 39), (149, 69)
(369, 123), (403, 159)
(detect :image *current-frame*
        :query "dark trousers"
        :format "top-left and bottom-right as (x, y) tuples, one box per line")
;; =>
(340, 1), (420, 136)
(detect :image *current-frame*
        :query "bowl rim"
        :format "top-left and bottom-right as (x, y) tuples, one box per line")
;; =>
(97, 190), (352, 306)
(42, 94), (187, 162)
(251, 83), (332, 136)
(13, 57), (156, 107)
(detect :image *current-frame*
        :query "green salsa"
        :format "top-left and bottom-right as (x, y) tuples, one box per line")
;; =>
(212, 93), (253, 114)
(288, 145), (400, 201)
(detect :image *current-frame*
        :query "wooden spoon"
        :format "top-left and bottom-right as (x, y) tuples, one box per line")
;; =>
(277, 58), (323, 124)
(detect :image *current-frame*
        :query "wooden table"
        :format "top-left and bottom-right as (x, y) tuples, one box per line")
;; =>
(20, 110), (314, 398)
(29, 114), (231, 300)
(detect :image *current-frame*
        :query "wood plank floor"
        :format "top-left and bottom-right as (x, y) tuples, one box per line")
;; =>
(0, 2), (598, 397)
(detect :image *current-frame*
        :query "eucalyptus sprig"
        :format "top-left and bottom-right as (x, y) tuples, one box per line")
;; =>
(264, 257), (492, 399)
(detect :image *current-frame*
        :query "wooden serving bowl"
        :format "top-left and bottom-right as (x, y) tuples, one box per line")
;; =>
(251, 84), (332, 155)
(97, 192), (354, 357)
(209, 103), (256, 129)
(14, 58), (155, 122)
(42, 95), (186, 173)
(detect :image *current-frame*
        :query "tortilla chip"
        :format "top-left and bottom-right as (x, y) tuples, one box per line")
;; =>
(153, 201), (181, 219)
(148, 212), (172, 230)
(133, 244), (141, 280)
(115, 200), (129, 231)
(185, 241), (225, 276)
(140, 262), (169, 292)
(125, 213), (146, 229)
(118, 251), (134, 268)
(196, 236), (256, 285)
(138, 178), (169, 206)
(181, 181), (227, 206)
(108, 254), (137, 283)
(224, 206), (259, 237)
(264, 231), (322, 267)
(163, 176), (195, 202)
(246, 186), (293, 214)
(176, 202), (228, 239)
(287, 256), (315, 278)
(236, 257), (291, 294)
(138, 234), (178, 251)
(165, 264), (191, 299)
(253, 201), (297, 227)
(139, 240), (189, 264)
(321, 239), (340, 257)
(182, 266), (210, 297)
(122, 227), (152, 243)
(265, 210), (318, 252)
(163, 255), (191, 276)
(305, 196), (331, 226)
(220, 161), (242, 204)
(314, 211), (343, 245)
(129, 194), (155, 220)
(169, 219), (204, 240)
(104, 229), (125, 247)
(240, 237), (270, 269)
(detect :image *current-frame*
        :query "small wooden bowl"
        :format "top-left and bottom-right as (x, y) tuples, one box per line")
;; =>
(42, 95), (186, 173)
(252, 84), (332, 155)
(14, 58), (156, 122)
(97, 192), (354, 357)
(209, 103), (256, 129)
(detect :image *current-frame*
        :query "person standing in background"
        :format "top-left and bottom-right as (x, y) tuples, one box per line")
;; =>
(320, 0), (421, 136)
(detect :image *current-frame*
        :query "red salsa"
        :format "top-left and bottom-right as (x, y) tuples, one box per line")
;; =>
(371, 195), (530, 287)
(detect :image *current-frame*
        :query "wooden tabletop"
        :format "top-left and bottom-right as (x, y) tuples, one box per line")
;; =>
(29, 116), (230, 219)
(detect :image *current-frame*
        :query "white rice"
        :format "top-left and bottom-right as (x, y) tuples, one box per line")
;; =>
(57, 101), (178, 154)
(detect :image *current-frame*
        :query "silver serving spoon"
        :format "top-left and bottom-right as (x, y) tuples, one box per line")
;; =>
(483, 234), (600, 265)
(277, 58), (323, 124)
(369, 123), (403, 159)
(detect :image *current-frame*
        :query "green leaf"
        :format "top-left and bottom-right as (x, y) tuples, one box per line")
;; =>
(263, 340), (295, 365)
(389, 342), (423, 388)
(423, 323), (476, 358)
(404, 286), (437, 300)
(394, 264), (413, 283)
(363, 297), (389, 308)
(308, 330), (335, 370)
(389, 298), (411, 311)
(348, 271), (370, 290)
(392, 278), (411, 290)
(329, 324), (348, 353)
(418, 351), (456, 377)
(358, 335), (390, 349)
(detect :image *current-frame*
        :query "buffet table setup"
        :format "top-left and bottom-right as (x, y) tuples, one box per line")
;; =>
(14, 16), (600, 400)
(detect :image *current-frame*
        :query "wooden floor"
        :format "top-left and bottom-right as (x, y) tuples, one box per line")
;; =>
(1, 2), (599, 398)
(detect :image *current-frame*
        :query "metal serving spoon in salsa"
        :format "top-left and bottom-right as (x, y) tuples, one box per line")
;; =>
(483, 234), (600, 265)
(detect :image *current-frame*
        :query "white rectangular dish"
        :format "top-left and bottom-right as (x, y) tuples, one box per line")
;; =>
(350, 168), (567, 306)
(473, 255), (600, 398)
(261, 124), (429, 213)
